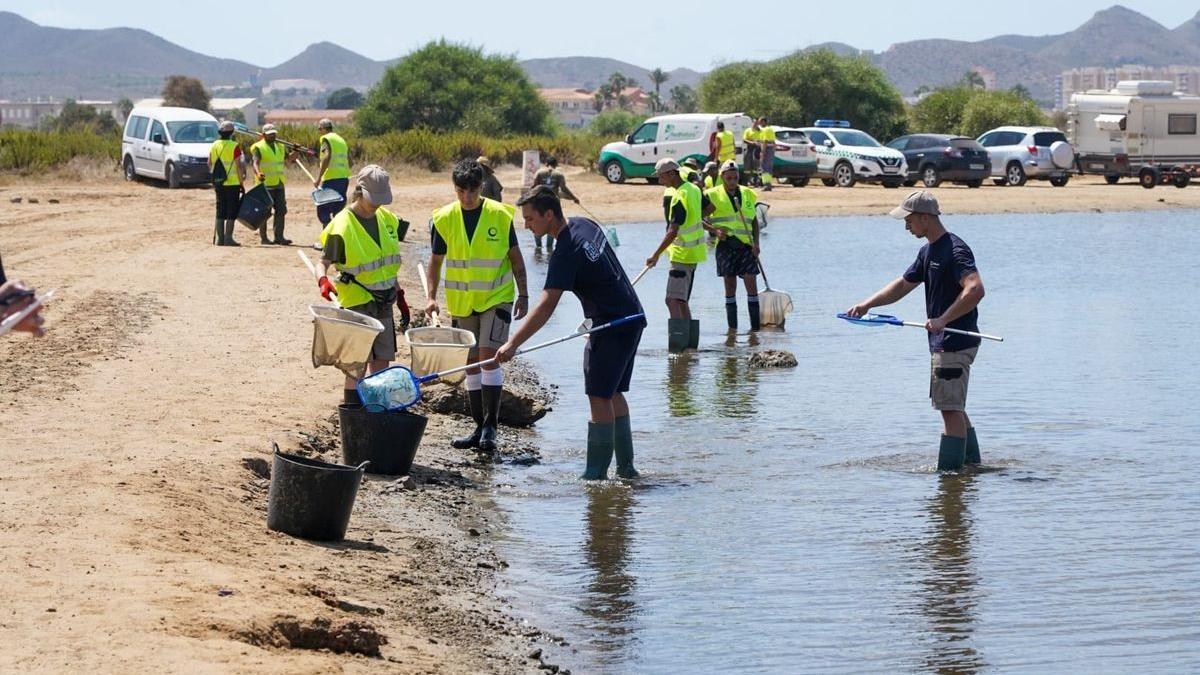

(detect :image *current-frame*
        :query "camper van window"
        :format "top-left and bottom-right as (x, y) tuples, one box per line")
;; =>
(1168, 114), (1197, 135)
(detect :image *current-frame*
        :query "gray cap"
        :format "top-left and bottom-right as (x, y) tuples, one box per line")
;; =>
(356, 164), (392, 205)
(682, 157), (700, 169)
(889, 190), (940, 219)
(317, 118), (333, 130)
(720, 159), (739, 174)
(654, 158), (680, 176)
(704, 161), (718, 173)
(261, 123), (277, 135)
(218, 120), (235, 132)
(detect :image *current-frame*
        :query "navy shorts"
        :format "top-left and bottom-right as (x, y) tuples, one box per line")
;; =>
(214, 185), (242, 219)
(583, 326), (642, 398)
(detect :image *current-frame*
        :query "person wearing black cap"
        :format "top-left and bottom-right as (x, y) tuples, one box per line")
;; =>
(499, 186), (647, 479)
(845, 190), (987, 471)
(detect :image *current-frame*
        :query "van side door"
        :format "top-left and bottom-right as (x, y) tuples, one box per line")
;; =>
(147, 120), (168, 178)
(657, 119), (705, 163)
(126, 115), (151, 173)
(628, 122), (659, 166)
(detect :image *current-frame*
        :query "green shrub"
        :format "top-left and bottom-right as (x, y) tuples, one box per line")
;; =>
(0, 129), (119, 172)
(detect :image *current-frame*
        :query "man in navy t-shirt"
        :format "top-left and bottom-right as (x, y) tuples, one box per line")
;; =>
(497, 187), (647, 481)
(845, 190), (987, 471)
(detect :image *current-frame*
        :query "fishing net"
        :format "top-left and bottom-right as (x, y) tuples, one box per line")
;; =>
(759, 289), (793, 327)
(357, 365), (422, 412)
(310, 305), (385, 379)
(405, 325), (475, 385)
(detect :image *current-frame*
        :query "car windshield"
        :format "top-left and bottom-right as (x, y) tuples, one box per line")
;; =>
(167, 121), (219, 143)
(830, 130), (880, 147)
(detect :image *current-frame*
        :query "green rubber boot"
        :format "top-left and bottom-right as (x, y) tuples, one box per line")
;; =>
(688, 319), (700, 350)
(613, 415), (639, 478)
(965, 427), (981, 465)
(581, 422), (614, 480)
(937, 434), (967, 472)
(667, 318), (689, 353)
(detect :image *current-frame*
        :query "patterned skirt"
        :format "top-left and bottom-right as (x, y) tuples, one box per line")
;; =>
(715, 238), (760, 277)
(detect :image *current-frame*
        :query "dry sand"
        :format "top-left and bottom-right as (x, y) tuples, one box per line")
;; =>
(0, 161), (1196, 672)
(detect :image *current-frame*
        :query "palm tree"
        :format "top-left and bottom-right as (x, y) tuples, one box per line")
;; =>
(649, 68), (670, 111)
(962, 70), (986, 90)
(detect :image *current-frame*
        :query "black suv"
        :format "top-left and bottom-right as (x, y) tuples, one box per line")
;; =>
(886, 134), (990, 188)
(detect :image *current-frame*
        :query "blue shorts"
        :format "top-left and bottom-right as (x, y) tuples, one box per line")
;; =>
(583, 326), (642, 398)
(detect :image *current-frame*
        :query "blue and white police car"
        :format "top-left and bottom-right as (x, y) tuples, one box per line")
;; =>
(797, 120), (908, 188)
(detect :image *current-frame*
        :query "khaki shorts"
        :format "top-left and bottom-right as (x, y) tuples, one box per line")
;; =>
(348, 298), (396, 362)
(452, 303), (513, 353)
(665, 262), (697, 302)
(930, 347), (978, 411)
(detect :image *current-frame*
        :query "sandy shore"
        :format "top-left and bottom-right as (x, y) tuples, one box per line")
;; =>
(1, 161), (1197, 671)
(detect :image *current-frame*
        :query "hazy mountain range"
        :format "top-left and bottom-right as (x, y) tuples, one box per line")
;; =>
(2, 6), (1199, 105)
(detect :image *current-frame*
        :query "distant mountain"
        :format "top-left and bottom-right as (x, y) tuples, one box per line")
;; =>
(519, 57), (703, 91)
(261, 42), (385, 87)
(874, 39), (1064, 100)
(1034, 5), (1196, 67)
(1172, 9), (1200, 44)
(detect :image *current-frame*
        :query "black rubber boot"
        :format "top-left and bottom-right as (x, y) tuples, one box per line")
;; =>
(965, 427), (981, 465)
(273, 218), (291, 246)
(937, 434), (967, 471)
(581, 422), (614, 480)
(214, 217), (226, 246)
(748, 298), (761, 331)
(613, 415), (639, 478)
(451, 388), (484, 449)
(478, 384), (503, 454)
(688, 319), (700, 350)
(667, 318), (689, 353)
(725, 298), (738, 330)
(259, 221), (272, 244)
(223, 219), (240, 246)
(343, 388), (361, 405)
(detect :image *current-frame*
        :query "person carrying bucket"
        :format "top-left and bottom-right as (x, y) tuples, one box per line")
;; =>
(703, 160), (762, 331)
(844, 190), (988, 471)
(251, 123), (301, 245)
(498, 186), (647, 479)
(425, 159), (530, 457)
(208, 120), (246, 246)
(313, 118), (351, 226)
(316, 165), (406, 404)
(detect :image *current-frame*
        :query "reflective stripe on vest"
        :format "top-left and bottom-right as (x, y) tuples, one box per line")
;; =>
(252, 139), (286, 187)
(717, 130), (735, 162)
(704, 185), (757, 245)
(320, 132), (350, 181)
(667, 182), (707, 264)
(322, 207), (403, 308)
(209, 139), (240, 187)
(431, 198), (516, 317)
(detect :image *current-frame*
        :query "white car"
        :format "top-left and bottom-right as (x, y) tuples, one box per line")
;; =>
(797, 120), (907, 188)
(976, 126), (1075, 187)
(122, 106), (222, 188)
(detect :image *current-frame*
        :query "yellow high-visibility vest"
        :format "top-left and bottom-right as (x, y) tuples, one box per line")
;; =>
(251, 139), (286, 187)
(318, 207), (403, 308)
(320, 132), (350, 181)
(431, 199), (516, 317)
(208, 139), (240, 187)
(667, 181), (706, 264)
(704, 184), (757, 245)
(716, 130), (735, 162)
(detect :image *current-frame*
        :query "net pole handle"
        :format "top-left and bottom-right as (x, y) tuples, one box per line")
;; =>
(416, 262), (439, 326)
(900, 321), (1004, 342)
(299, 249), (343, 308)
(630, 265), (651, 287)
(736, 208), (770, 290)
(293, 158), (317, 183)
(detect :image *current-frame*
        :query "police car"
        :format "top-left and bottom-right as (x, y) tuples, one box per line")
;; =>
(798, 120), (907, 188)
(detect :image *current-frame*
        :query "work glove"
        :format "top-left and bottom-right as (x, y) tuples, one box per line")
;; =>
(318, 276), (335, 301)
(396, 288), (411, 330)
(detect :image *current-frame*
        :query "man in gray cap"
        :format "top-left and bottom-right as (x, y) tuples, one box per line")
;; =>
(317, 164), (407, 404)
(251, 123), (300, 245)
(845, 190), (988, 471)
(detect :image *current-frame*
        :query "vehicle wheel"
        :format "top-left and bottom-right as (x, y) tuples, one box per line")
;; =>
(964, 180), (982, 188)
(821, 178), (837, 187)
(902, 179), (917, 188)
(603, 160), (625, 184)
(1173, 170), (1190, 188)
(833, 161), (856, 188)
(790, 175), (810, 187)
(992, 178), (1008, 186)
(165, 162), (180, 189)
(1049, 175), (1070, 187)
(921, 165), (941, 188)
(1139, 167), (1160, 189)
(1005, 162), (1027, 186)
(1104, 174), (1120, 185)
(882, 180), (902, 189)
(645, 176), (659, 186)
(123, 156), (137, 182)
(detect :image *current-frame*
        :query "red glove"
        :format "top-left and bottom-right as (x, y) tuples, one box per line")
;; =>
(318, 276), (335, 301)
(396, 287), (411, 329)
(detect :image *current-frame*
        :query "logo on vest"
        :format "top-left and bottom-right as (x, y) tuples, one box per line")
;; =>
(487, 227), (498, 241)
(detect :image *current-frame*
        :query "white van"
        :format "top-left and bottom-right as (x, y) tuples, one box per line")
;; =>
(599, 113), (752, 183)
(121, 106), (221, 188)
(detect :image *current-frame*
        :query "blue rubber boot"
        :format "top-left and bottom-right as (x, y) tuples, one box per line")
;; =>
(965, 427), (981, 465)
(613, 415), (639, 479)
(582, 422), (614, 480)
(938, 434), (967, 471)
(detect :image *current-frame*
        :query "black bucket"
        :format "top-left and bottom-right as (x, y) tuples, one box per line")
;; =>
(266, 447), (366, 541)
(237, 183), (274, 230)
(339, 404), (427, 475)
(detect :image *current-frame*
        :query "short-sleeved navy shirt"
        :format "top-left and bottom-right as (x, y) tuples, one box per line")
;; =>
(903, 232), (981, 352)
(544, 218), (646, 329)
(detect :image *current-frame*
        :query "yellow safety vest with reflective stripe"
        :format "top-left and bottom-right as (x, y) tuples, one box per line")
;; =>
(743, 127), (760, 144)
(251, 139), (286, 187)
(705, 185), (757, 245)
(703, 174), (717, 189)
(208, 139), (240, 187)
(319, 207), (403, 308)
(717, 130), (735, 162)
(320, 132), (350, 181)
(431, 198), (516, 317)
(667, 181), (706, 264)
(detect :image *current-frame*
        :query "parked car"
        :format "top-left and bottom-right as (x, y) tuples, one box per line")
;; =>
(767, 126), (818, 186)
(599, 113), (753, 184)
(885, 134), (989, 188)
(796, 120), (907, 188)
(976, 126), (1075, 187)
(122, 106), (220, 188)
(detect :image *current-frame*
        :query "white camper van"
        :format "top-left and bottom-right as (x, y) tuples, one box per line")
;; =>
(598, 113), (752, 184)
(1067, 80), (1200, 188)
(121, 106), (221, 188)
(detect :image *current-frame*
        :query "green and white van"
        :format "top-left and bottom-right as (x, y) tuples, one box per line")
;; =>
(599, 113), (753, 183)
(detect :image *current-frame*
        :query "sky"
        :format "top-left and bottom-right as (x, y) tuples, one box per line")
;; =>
(8, 1), (1199, 70)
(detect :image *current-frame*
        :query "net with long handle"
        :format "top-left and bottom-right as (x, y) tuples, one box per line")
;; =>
(405, 262), (476, 384)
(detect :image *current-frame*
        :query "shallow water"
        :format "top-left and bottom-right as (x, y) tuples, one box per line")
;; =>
(488, 210), (1200, 673)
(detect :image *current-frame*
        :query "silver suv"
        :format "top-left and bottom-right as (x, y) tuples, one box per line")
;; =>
(977, 126), (1076, 187)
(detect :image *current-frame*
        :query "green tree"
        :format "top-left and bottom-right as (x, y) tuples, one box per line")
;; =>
(649, 68), (670, 111)
(669, 84), (698, 113)
(958, 90), (1046, 138)
(325, 87), (364, 109)
(1009, 84), (1032, 100)
(356, 40), (552, 136)
(699, 50), (907, 139)
(42, 99), (121, 134)
(225, 107), (246, 124)
(962, 70), (986, 90)
(117, 97), (134, 119)
(907, 86), (973, 134)
(161, 75), (211, 111)
(588, 110), (640, 137)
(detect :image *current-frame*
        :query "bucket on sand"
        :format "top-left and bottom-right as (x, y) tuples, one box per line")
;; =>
(339, 404), (427, 475)
(237, 183), (273, 230)
(266, 446), (367, 541)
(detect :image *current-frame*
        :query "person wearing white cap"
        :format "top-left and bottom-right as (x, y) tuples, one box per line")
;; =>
(703, 160), (762, 331)
(314, 118), (351, 226)
(250, 124), (300, 245)
(317, 165), (407, 404)
(208, 120), (246, 246)
(845, 190), (988, 471)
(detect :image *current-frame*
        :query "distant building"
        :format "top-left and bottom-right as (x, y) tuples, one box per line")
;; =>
(0, 99), (123, 129)
(135, 97), (259, 127)
(1058, 65), (1200, 109)
(263, 109), (355, 127)
(263, 79), (325, 94)
(538, 88), (597, 128)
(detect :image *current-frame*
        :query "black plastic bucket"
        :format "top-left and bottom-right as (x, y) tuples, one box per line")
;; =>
(338, 404), (427, 475)
(266, 448), (366, 541)
(237, 183), (274, 229)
